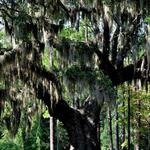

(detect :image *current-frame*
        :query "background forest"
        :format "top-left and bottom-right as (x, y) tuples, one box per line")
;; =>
(0, 0), (150, 150)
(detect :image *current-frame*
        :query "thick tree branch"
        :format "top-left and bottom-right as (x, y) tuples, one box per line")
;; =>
(116, 14), (141, 68)
(54, 38), (149, 85)
(103, 16), (110, 57)
(8, 61), (100, 149)
(0, 44), (100, 122)
(118, 56), (149, 84)
(111, 25), (120, 65)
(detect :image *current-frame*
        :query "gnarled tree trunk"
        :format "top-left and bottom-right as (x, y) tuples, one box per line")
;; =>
(52, 99), (101, 150)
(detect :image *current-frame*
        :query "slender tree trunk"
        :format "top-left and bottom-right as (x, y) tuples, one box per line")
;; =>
(115, 104), (119, 150)
(85, 17), (88, 42)
(49, 43), (57, 150)
(147, 127), (150, 150)
(144, 79), (150, 150)
(97, 112), (101, 150)
(127, 85), (131, 150)
(56, 120), (59, 150)
(134, 79), (142, 150)
(108, 107), (114, 150)
(122, 100), (126, 150)
(50, 116), (54, 150)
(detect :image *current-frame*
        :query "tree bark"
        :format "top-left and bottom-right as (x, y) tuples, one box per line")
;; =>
(108, 107), (114, 150)
(115, 104), (119, 150)
(52, 99), (100, 150)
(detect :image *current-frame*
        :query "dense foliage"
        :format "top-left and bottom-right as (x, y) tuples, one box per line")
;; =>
(0, 0), (150, 150)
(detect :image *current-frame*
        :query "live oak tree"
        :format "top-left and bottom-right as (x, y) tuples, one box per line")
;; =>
(0, 0), (150, 150)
